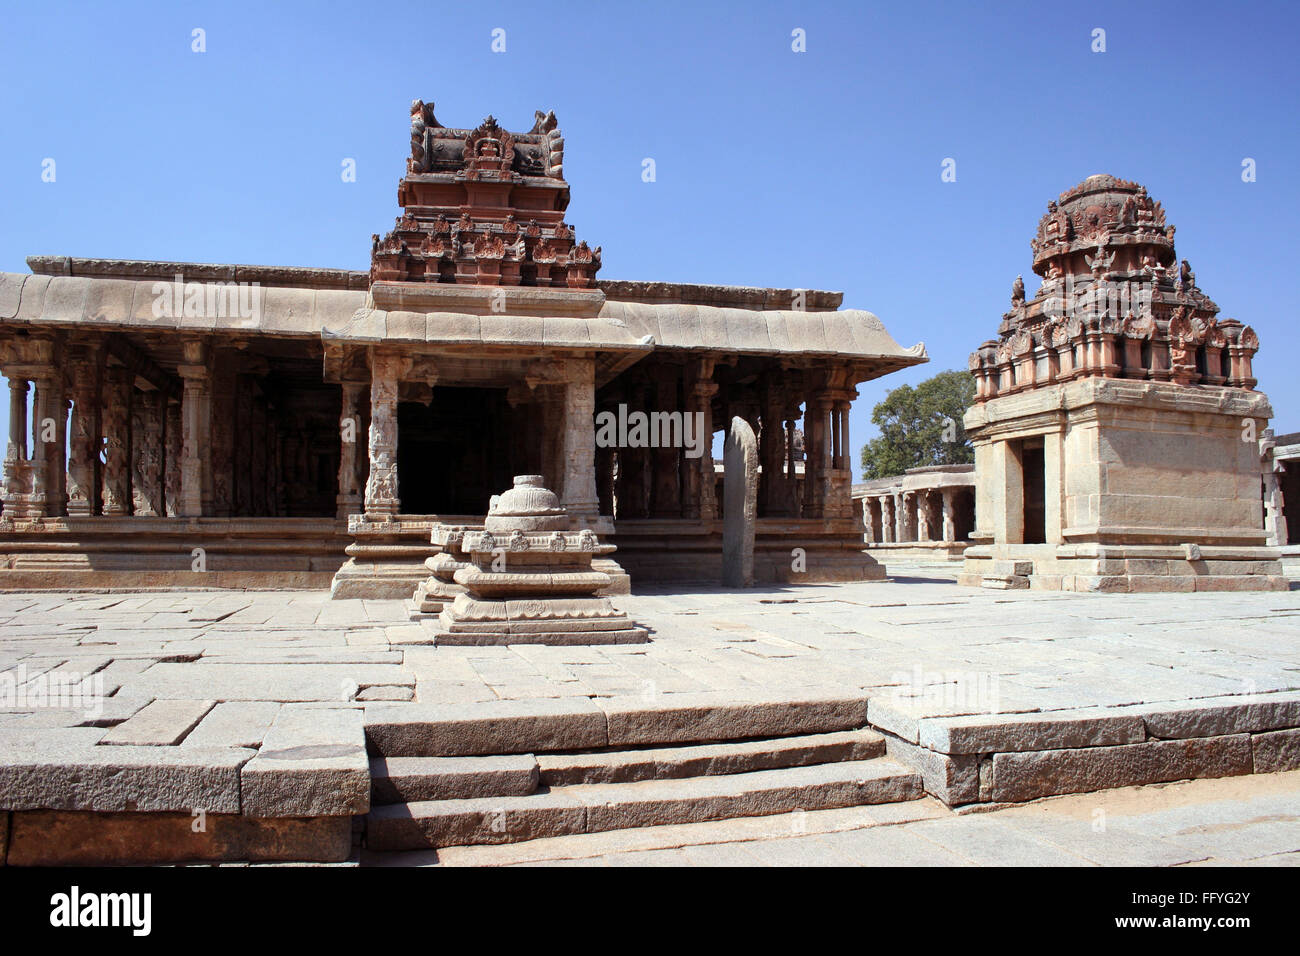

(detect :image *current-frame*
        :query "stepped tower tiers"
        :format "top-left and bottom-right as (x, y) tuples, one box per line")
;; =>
(959, 175), (1285, 593)
(370, 103), (601, 291)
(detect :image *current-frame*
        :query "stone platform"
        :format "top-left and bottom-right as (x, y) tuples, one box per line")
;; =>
(0, 574), (1297, 863)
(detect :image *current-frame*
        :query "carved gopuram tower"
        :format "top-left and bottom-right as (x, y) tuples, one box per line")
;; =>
(960, 175), (1286, 592)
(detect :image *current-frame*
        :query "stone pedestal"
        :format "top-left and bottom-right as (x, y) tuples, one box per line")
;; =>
(410, 524), (474, 616)
(434, 476), (647, 645)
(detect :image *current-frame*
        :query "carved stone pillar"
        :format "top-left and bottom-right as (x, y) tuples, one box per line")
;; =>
(29, 369), (63, 519)
(691, 373), (719, 521)
(861, 497), (874, 543)
(250, 397), (267, 516)
(880, 495), (894, 543)
(337, 381), (365, 519)
(759, 375), (788, 517)
(832, 396), (854, 518)
(164, 398), (182, 517)
(2, 377), (31, 516)
(364, 350), (401, 517)
(177, 339), (211, 518)
(102, 365), (133, 517)
(802, 392), (832, 519)
(559, 357), (599, 524)
(917, 491), (933, 542)
(649, 366), (681, 518)
(235, 379), (254, 516)
(131, 390), (164, 517)
(209, 349), (237, 516)
(941, 489), (956, 543)
(65, 343), (103, 516)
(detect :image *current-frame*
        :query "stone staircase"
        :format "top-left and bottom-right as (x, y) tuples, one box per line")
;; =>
(363, 696), (924, 851)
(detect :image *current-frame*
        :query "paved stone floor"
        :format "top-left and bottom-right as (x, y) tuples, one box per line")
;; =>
(364, 769), (1300, 867)
(4, 567), (1295, 720)
(1, 567), (1297, 864)
(0, 567), (1294, 733)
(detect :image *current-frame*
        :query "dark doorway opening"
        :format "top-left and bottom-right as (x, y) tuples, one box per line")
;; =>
(397, 387), (516, 515)
(1281, 462), (1300, 545)
(1022, 440), (1046, 544)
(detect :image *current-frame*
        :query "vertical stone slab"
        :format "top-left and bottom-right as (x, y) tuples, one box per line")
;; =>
(722, 416), (757, 588)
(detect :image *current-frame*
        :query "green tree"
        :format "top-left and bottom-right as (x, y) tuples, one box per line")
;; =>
(859, 370), (976, 479)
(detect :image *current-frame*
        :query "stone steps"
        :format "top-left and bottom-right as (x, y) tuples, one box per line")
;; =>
(536, 729), (885, 786)
(370, 755), (540, 805)
(364, 692), (869, 757)
(361, 692), (922, 851)
(365, 757), (922, 850)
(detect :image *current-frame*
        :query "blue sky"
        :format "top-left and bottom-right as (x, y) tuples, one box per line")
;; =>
(1, 0), (1297, 480)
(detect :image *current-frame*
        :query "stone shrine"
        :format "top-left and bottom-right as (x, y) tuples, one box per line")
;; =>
(960, 175), (1286, 592)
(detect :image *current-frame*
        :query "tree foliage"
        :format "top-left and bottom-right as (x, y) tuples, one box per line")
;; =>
(859, 370), (976, 480)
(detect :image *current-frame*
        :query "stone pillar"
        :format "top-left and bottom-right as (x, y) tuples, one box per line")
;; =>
(177, 340), (211, 518)
(650, 366), (681, 518)
(131, 390), (164, 517)
(880, 495), (894, 543)
(164, 398), (182, 517)
(832, 396), (853, 518)
(692, 375), (719, 521)
(234, 380), (253, 516)
(364, 350), (401, 517)
(559, 357), (599, 524)
(2, 378), (31, 515)
(29, 370), (62, 518)
(209, 349), (236, 516)
(802, 393), (832, 519)
(102, 365), (133, 517)
(65, 343), (103, 517)
(759, 376), (787, 516)
(337, 381), (365, 519)
(941, 489), (956, 543)
(917, 491), (932, 542)
(251, 398), (267, 516)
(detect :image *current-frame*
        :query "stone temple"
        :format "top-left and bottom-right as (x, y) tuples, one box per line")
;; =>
(0, 101), (927, 594)
(0, 111), (1297, 870)
(960, 175), (1286, 592)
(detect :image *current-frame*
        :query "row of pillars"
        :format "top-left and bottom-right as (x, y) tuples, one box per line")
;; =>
(601, 361), (857, 522)
(1, 336), (332, 522)
(860, 487), (966, 544)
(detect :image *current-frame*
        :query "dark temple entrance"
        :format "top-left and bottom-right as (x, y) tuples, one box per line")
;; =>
(397, 387), (517, 515)
(1021, 440), (1046, 544)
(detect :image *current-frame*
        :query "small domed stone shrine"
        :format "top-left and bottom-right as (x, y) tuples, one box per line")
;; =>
(960, 175), (1285, 592)
(430, 476), (649, 645)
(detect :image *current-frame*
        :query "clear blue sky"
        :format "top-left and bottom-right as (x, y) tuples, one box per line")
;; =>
(2, 0), (1297, 481)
